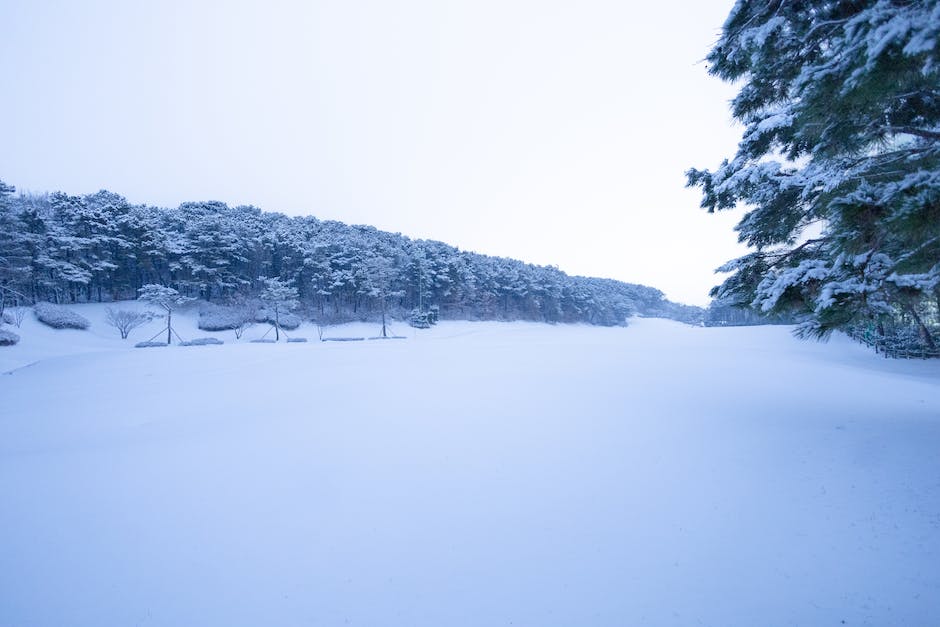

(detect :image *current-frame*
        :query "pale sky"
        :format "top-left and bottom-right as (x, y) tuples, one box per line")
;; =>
(0, 0), (747, 306)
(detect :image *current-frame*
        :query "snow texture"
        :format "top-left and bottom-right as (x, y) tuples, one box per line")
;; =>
(1, 304), (939, 627)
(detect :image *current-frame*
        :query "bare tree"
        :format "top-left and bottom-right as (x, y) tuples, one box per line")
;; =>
(2, 305), (27, 328)
(0, 284), (26, 325)
(233, 307), (255, 339)
(105, 307), (150, 339)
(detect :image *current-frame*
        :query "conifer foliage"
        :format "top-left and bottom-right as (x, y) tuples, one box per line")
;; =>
(138, 284), (192, 345)
(0, 180), (694, 327)
(260, 277), (299, 341)
(688, 1), (940, 348)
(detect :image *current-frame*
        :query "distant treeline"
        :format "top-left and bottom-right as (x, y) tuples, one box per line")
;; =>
(0, 180), (701, 326)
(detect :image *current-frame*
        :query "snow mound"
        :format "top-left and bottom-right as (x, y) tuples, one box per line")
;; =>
(134, 341), (168, 348)
(179, 337), (224, 346)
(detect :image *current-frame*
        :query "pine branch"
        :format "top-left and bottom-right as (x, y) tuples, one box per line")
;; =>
(888, 127), (940, 142)
(767, 237), (829, 267)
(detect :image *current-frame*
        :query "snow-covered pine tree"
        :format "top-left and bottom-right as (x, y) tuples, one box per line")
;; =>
(260, 277), (299, 341)
(138, 284), (192, 344)
(0, 177), (697, 326)
(687, 1), (940, 348)
(360, 252), (403, 338)
(0, 181), (30, 317)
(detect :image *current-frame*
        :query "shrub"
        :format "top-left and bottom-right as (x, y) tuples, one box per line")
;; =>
(276, 312), (302, 330)
(250, 338), (276, 343)
(255, 308), (301, 330)
(286, 337), (308, 343)
(179, 337), (224, 346)
(135, 341), (168, 348)
(0, 329), (20, 346)
(34, 302), (91, 330)
(410, 309), (431, 329)
(1, 312), (13, 325)
(198, 304), (252, 331)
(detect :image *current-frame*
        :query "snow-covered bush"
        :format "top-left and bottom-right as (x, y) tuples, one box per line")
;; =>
(250, 338), (276, 343)
(34, 302), (90, 330)
(277, 312), (301, 330)
(256, 308), (301, 330)
(286, 337), (307, 343)
(1, 311), (13, 325)
(0, 329), (20, 346)
(179, 337), (224, 346)
(198, 304), (253, 332)
(410, 309), (432, 329)
(135, 341), (168, 348)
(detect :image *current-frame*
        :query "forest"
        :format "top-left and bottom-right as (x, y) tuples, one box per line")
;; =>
(0, 180), (700, 327)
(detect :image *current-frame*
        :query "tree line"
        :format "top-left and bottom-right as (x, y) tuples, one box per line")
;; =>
(0, 180), (696, 326)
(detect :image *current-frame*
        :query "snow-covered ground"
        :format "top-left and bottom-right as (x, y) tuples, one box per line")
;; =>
(1, 305), (939, 626)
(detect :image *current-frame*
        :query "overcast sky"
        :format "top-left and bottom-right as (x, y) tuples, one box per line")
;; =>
(0, 0), (747, 306)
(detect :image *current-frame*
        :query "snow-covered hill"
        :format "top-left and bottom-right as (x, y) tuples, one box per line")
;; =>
(1, 306), (939, 626)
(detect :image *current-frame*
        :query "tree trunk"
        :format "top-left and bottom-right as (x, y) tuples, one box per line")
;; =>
(906, 303), (936, 350)
(167, 309), (172, 345)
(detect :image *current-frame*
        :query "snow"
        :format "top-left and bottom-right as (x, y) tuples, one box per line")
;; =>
(2, 305), (940, 626)
(754, 259), (830, 312)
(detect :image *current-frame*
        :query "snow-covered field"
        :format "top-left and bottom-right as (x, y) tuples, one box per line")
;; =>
(1, 305), (939, 626)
